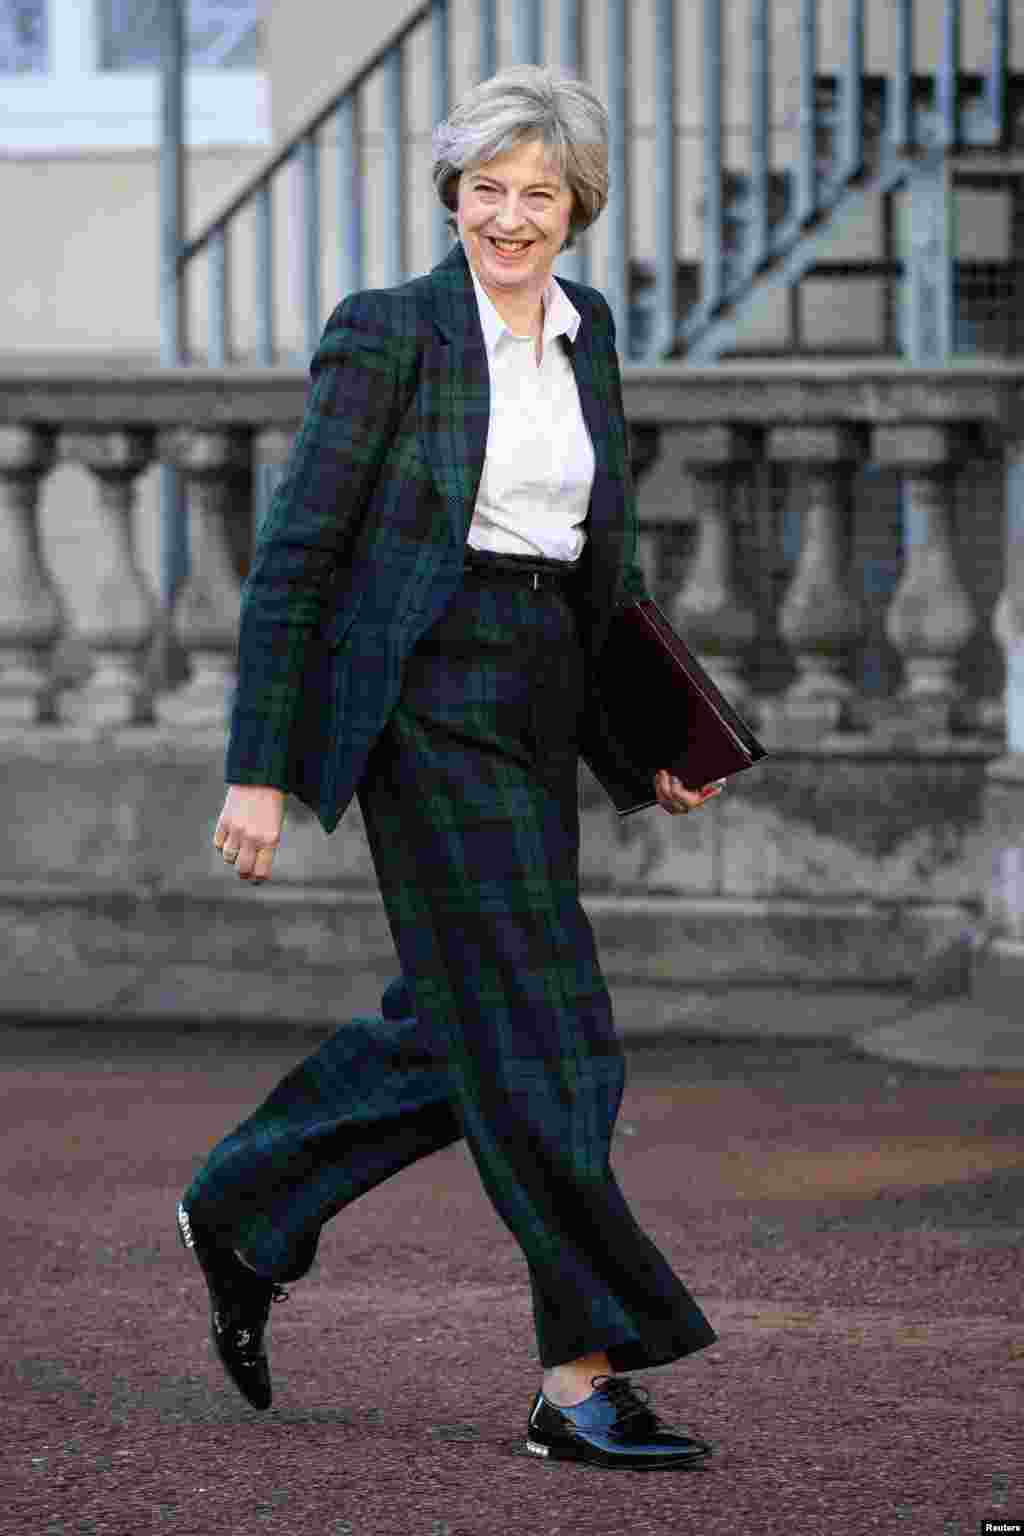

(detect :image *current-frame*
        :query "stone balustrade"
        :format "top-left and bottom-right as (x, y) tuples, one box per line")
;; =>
(3, 359), (1019, 746)
(2, 358), (1023, 992)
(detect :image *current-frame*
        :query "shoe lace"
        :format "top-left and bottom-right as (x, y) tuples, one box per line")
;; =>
(250, 1281), (290, 1324)
(590, 1374), (660, 1431)
(219, 1281), (289, 1343)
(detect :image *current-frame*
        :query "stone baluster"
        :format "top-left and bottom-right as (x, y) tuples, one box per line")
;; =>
(875, 426), (976, 735)
(769, 426), (868, 736)
(155, 430), (252, 729)
(985, 429), (1024, 942)
(625, 421), (667, 597)
(669, 426), (759, 708)
(0, 426), (59, 724)
(58, 431), (157, 726)
(994, 473), (1024, 752)
(255, 426), (298, 538)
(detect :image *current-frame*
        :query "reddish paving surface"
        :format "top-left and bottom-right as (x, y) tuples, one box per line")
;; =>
(2, 1023), (1023, 1536)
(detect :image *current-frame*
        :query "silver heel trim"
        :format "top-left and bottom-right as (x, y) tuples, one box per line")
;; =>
(176, 1202), (195, 1249)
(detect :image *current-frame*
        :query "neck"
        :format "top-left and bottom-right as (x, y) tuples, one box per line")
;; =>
(477, 277), (547, 337)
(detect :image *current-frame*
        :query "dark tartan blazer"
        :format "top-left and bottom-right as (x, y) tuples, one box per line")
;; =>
(225, 238), (651, 834)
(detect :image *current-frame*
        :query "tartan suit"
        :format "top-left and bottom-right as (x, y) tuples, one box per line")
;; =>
(186, 240), (717, 1371)
(224, 239), (647, 832)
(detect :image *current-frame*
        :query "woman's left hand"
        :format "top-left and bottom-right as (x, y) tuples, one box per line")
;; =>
(653, 770), (725, 815)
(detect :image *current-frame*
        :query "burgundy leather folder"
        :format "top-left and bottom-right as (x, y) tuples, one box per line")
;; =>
(579, 597), (768, 816)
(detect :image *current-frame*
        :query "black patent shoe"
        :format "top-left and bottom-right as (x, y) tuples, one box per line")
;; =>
(176, 1201), (289, 1410)
(526, 1374), (712, 1470)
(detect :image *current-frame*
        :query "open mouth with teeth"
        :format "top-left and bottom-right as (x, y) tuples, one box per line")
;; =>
(488, 237), (534, 256)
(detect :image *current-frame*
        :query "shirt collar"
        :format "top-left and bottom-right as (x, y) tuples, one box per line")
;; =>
(468, 257), (582, 360)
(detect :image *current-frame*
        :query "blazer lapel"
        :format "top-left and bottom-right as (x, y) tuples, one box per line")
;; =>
(563, 316), (626, 650)
(419, 242), (491, 550)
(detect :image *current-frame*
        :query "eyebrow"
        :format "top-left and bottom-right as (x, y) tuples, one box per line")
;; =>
(470, 176), (561, 190)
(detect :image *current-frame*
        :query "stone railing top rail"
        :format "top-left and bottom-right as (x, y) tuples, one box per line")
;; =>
(3, 359), (1024, 434)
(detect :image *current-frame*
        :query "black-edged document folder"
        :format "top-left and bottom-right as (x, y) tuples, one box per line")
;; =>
(579, 598), (769, 817)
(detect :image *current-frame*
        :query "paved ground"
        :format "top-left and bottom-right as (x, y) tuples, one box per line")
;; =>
(2, 1020), (1022, 1536)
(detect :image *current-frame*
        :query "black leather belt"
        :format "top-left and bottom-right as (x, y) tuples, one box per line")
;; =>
(464, 547), (581, 593)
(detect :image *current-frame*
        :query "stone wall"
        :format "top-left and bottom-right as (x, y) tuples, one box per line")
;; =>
(1, 727), (999, 1026)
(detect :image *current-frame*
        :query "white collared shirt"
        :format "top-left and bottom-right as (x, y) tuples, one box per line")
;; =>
(466, 256), (596, 563)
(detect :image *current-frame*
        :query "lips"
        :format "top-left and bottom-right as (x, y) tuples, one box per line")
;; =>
(488, 237), (533, 256)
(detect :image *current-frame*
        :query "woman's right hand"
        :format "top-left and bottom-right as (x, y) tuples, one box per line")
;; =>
(213, 785), (286, 884)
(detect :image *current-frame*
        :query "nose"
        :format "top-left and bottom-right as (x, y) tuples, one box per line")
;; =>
(492, 192), (530, 230)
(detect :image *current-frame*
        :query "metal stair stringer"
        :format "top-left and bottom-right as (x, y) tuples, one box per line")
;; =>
(681, 152), (919, 364)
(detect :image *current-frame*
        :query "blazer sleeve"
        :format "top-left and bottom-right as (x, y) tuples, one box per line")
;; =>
(225, 291), (416, 790)
(593, 294), (652, 609)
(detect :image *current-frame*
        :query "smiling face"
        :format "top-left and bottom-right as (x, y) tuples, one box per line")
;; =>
(455, 136), (575, 316)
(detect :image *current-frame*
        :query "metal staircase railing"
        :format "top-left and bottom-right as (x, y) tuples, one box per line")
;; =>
(168, 0), (1013, 370)
(683, 0), (1013, 362)
(172, 1), (448, 368)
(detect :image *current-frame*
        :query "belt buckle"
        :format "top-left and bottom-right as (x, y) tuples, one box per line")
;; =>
(532, 572), (539, 591)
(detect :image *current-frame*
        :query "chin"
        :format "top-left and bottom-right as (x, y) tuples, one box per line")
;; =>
(485, 249), (546, 278)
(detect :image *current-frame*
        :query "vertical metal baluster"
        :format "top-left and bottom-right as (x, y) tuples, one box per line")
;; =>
(253, 180), (274, 540)
(843, 0), (864, 177)
(480, 0), (498, 82)
(255, 180), (274, 365)
(703, 0), (723, 309)
(558, 0), (586, 287)
(903, 149), (954, 363)
(337, 93), (364, 301)
(989, 0), (1009, 144)
(938, 0), (960, 147)
(560, 0), (582, 74)
(750, 0), (770, 271)
(890, 0), (912, 152)
(383, 45), (406, 286)
(160, 0), (186, 368)
(653, 0), (676, 356)
(209, 225), (230, 367)
(432, 0), (451, 267)
(607, 0), (630, 350)
(300, 135), (321, 357)
(512, 0), (542, 65)
(159, 0), (187, 641)
(797, 0), (816, 223)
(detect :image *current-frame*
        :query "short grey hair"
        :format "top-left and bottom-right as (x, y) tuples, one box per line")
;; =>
(431, 65), (609, 252)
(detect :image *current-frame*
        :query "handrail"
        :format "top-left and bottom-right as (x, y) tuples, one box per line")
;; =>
(178, 1), (434, 266)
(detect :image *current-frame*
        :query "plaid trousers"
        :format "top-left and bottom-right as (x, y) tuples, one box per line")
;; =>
(184, 558), (716, 1370)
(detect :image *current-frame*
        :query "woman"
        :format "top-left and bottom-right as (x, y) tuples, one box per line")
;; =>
(178, 65), (722, 1471)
